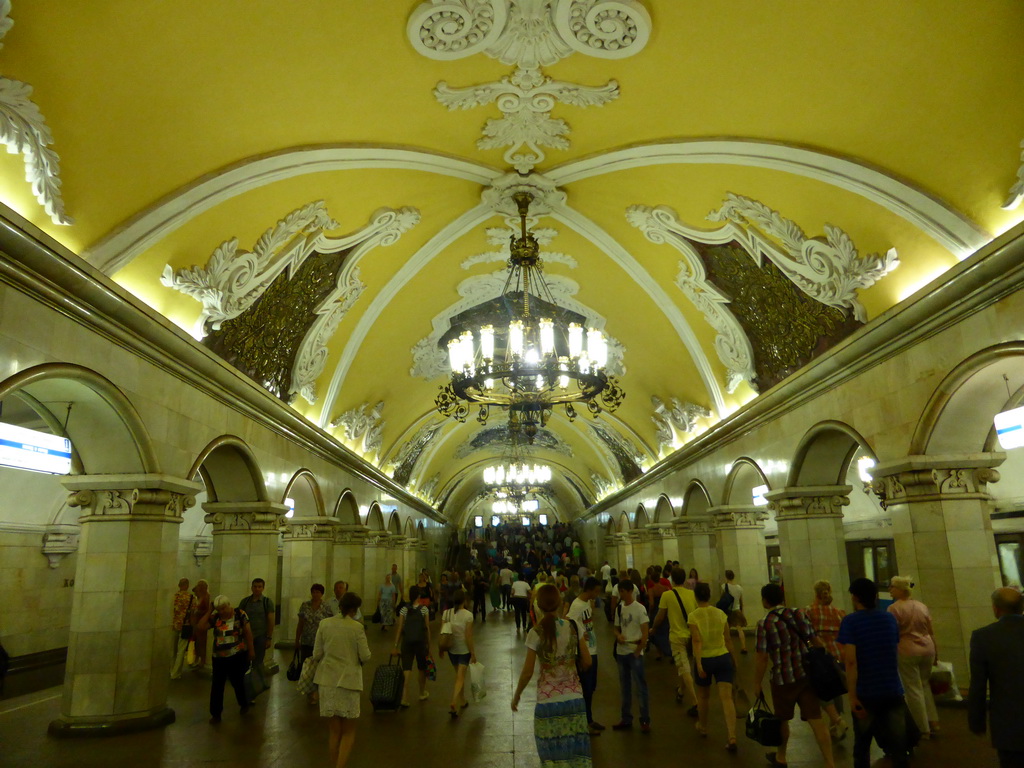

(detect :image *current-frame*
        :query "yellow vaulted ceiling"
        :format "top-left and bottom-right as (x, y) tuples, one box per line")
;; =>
(2, 0), (1023, 522)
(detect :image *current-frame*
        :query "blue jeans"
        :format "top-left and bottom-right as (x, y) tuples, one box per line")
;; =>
(853, 695), (909, 768)
(615, 652), (649, 724)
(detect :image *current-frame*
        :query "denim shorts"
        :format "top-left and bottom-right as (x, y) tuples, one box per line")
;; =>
(695, 653), (735, 687)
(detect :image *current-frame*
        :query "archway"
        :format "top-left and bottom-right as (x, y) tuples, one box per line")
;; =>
(682, 480), (714, 516)
(654, 494), (675, 523)
(332, 489), (360, 526)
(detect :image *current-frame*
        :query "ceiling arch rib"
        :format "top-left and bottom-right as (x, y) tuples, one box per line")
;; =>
(547, 140), (990, 259)
(82, 146), (503, 274)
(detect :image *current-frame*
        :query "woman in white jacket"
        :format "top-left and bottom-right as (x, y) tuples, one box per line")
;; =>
(313, 592), (371, 768)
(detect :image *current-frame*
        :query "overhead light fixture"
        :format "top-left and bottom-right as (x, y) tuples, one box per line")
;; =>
(752, 484), (769, 507)
(857, 456), (876, 483)
(483, 462), (552, 486)
(434, 191), (624, 441)
(995, 405), (1024, 450)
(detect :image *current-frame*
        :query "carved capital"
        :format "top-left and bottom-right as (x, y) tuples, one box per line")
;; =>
(282, 516), (338, 542)
(708, 504), (768, 531)
(42, 524), (80, 569)
(870, 454), (1004, 507)
(334, 524), (370, 545)
(672, 515), (713, 536)
(766, 486), (851, 521)
(62, 475), (201, 524)
(192, 538), (213, 568)
(202, 501), (289, 534)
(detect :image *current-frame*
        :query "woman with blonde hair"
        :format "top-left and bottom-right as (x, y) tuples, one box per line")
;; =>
(887, 575), (940, 738)
(512, 583), (592, 768)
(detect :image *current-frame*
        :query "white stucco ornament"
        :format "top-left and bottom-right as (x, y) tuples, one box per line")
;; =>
(162, 201), (420, 404)
(0, 1), (70, 224)
(651, 396), (711, 455)
(1004, 138), (1024, 210)
(330, 401), (386, 461)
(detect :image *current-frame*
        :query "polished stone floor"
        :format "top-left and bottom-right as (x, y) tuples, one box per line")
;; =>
(0, 606), (1003, 767)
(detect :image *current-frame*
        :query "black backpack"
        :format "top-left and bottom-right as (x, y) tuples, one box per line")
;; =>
(402, 605), (427, 644)
(716, 584), (735, 612)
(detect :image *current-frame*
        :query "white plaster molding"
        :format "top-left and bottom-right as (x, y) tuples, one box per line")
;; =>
(481, 171), (568, 216)
(330, 400), (386, 461)
(627, 204), (755, 392)
(318, 203), (493, 427)
(191, 537), (213, 568)
(435, 66), (618, 172)
(460, 223), (577, 269)
(1004, 138), (1024, 210)
(591, 471), (616, 500)
(707, 193), (899, 323)
(407, 0), (650, 68)
(83, 147), (500, 275)
(550, 203), (728, 415)
(547, 140), (990, 259)
(41, 523), (79, 569)
(410, 268), (626, 379)
(418, 473), (440, 504)
(0, 1), (70, 225)
(161, 201), (420, 403)
(651, 395), (711, 454)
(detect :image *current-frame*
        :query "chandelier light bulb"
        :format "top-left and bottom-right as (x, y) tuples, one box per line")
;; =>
(460, 331), (475, 374)
(484, 466), (495, 484)
(525, 347), (539, 365)
(447, 337), (462, 373)
(558, 357), (570, 389)
(588, 328), (608, 369)
(484, 378), (494, 390)
(568, 323), (583, 358)
(480, 325), (495, 360)
(509, 320), (524, 356)
(539, 318), (555, 356)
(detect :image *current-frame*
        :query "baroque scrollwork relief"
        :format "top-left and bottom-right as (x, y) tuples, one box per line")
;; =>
(454, 423), (572, 459)
(0, 1), (70, 225)
(162, 202), (419, 403)
(1004, 138), (1024, 210)
(410, 1), (650, 172)
(651, 396), (711, 454)
(388, 421), (445, 487)
(588, 421), (645, 483)
(331, 401), (385, 461)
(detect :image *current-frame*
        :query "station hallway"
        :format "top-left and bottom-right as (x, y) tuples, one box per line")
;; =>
(0, 608), (999, 768)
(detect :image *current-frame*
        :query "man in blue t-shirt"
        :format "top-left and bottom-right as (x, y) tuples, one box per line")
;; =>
(837, 577), (907, 768)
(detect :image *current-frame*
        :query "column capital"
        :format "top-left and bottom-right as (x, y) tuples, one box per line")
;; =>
(870, 453), (1004, 507)
(671, 514), (714, 535)
(42, 523), (80, 569)
(765, 485), (851, 521)
(63, 474), (202, 523)
(645, 523), (675, 539)
(385, 533), (407, 547)
(202, 501), (289, 534)
(708, 504), (768, 530)
(334, 524), (370, 544)
(282, 516), (338, 541)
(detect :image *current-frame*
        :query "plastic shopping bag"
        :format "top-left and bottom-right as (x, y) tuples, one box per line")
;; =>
(468, 661), (487, 702)
(929, 660), (962, 702)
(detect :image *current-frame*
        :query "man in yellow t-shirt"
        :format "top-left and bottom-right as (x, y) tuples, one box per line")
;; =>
(652, 566), (699, 716)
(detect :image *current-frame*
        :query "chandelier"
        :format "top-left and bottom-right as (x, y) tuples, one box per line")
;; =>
(492, 496), (540, 515)
(483, 462), (552, 487)
(435, 191), (625, 440)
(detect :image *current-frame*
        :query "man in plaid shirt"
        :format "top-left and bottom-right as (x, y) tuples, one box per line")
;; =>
(754, 582), (835, 768)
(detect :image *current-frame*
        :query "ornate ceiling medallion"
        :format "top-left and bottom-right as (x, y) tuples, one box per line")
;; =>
(409, 1), (651, 172)
(162, 201), (420, 403)
(0, 1), (70, 224)
(627, 194), (898, 392)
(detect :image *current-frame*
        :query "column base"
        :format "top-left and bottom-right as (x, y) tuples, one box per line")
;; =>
(48, 707), (175, 738)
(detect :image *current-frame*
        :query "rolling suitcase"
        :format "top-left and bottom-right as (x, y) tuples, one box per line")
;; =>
(370, 656), (404, 712)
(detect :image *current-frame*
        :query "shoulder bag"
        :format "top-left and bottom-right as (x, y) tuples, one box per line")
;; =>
(438, 609), (454, 653)
(783, 609), (847, 701)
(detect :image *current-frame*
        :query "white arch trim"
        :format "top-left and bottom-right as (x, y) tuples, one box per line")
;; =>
(83, 146), (503, 275)
(547, 140), (990, 259)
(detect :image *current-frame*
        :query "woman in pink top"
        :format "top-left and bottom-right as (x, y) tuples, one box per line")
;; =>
(887, 575), (939, 738)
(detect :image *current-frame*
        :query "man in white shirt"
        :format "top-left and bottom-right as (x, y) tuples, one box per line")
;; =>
(600, 561), (612, 585)
(499, 565), (514, 611)
(612, 579), (651, 732)
(568, 577), (605, 734)
(722, 569), (747, 653)
(328, 580), (363, 623)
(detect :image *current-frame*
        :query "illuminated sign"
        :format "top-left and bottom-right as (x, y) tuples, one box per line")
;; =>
(995, 406), (1024, 450)
(0, 422), (72, 475)
(752, 484), (769, 506)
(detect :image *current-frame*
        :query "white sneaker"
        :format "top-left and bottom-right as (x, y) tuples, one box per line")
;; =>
(830, 719), (848, 741)
(419, 691), (430, 701)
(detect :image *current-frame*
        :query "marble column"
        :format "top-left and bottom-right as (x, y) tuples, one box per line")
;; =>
(384, 534), (407, 600)
(603, 535), (619, 575)
(767, 486), (852, 612)
(631, 528), (657, 572)
(362, 533), (385, 609)
(279, 516), (337, 647)
(331, 525), (369, 599)
(49, 474), (201, 737)
(647, 523), (678, 566)
(711, 505), (768, 615)
(872, 454), (1004, 683)
(673, 514), (719, 587)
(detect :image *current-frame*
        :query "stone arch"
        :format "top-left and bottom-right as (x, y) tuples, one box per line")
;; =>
(911, 342), (1024, 455)
(654, 494), (675, 522)
(187, 435), (268, 503)
(0, 363), (158, 475)
(618, 512), (630, 533)
(332, 489), (360, 525)
(281, 469), (325, 517)
(386, 511), (402, 535)
(605, 517), (617, 536)
(404, 517), (416, 539)
(416, 520), (426, 540)
(789, 421), (877, 487)
(634, 503), (650, 529)
(366, 502), (385, 531)
(723, 458), (769, 506)
(682, 480), (714, 515)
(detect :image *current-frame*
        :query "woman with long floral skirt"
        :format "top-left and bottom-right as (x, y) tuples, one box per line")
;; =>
(512, 583), (592, 768)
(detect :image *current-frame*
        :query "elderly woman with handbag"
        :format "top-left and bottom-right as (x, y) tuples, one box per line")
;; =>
(312, 592), (371, 768)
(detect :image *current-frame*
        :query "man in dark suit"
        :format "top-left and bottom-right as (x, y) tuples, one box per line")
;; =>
(969, 587), (1024, 768)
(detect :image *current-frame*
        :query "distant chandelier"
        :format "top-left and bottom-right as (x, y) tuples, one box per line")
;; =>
(435, 191), (625, 440)
(492, 497), (540, 515)
(483, 462), (552, 487)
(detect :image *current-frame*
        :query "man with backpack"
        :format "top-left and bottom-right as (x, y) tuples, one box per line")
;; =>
(652, 566), (699, 716)
(720, 570), (747, 654)
(392, 585), (432, 707)
(238, 578), (275, 696)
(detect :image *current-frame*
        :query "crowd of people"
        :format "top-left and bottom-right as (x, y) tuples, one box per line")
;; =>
(167, 525), (1024, 768)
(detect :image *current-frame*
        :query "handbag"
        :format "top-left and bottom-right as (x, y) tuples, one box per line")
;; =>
(297, 656), (318, 696)
(426, 657), (437, 681)
(804, 646), (847, 701)
(286, 651), (301, 682)
(371, 608), (382, 624)
(745, 692), (783, 746)
(438, 609), (454, 653)
(179, 595), (195, 639)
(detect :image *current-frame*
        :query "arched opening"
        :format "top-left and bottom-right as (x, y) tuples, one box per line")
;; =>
(634, 504), (650, 529)
(386, 511), (402, 535)
(281, 469), (325, 518)
(366, 503), (385, 532)
(332, 489), (360, 526)
(723, 458), (769, 507)
(654, 494), (675, 522)
(682, 481), (713, 516)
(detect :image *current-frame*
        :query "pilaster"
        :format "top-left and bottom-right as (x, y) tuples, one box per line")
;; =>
(871, 453), (1004, 683)
(280, 516), (338, 644)
(710, 505), (768, 605)
(332, 525), (369, 599)
(202, 501), (288, 608)
(672, 514), (718, 588)
(49, 474), (201, 737)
